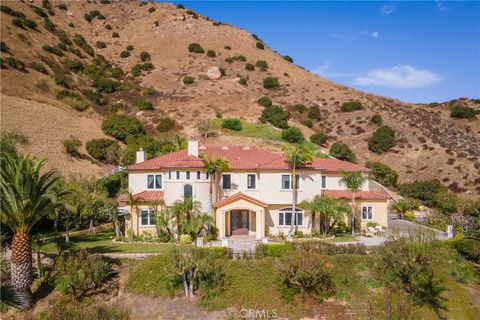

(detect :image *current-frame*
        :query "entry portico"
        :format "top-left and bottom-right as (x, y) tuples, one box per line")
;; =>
(213, 192), (267, 240)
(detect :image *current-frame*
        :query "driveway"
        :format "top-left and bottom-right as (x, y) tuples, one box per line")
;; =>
(388, 214), (448, 240)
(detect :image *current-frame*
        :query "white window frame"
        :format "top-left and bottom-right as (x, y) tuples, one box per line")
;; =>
(139, 209), (156, 227)
(222, 173), (232, 190)
(246, 174), (257, 190)
(278, 208), (304, 227)
(147, 174), (163, 190)
(321, 176), (327, 189)
(281, 174), (300, 190)
(361, 205), (373, 220)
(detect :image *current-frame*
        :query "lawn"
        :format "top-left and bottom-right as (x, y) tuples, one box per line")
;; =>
(319, 233), (359, 243)
(40, 231), (172, 254)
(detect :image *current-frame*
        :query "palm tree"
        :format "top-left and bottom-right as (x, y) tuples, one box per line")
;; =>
(283, 145), (313, 236)
(124, 189), (140, 243)
(339, 171), (368, 235)
(170, 197), (202, 237)
(301, 196), (350, 236)
(200, 153), (229, 215)
(0, 153), (68, 309)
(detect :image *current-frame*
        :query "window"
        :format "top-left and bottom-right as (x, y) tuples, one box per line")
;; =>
(222, 174), (232, 189)
(176, 171), (180, 179)
(206, 172), (210, 180)
(278, 208), (303, 226)
(168, 171), (171, 180)
(184, 184), (193, 199)
(186, 171), (190, 180)
(321, 176), (327, 189)
(147, 174), (162, 189)
(140, 210), (156, 226)
(281, 174), (300, 190)
(197, 171), (201, 180)
(247, 174), (256, 189)
(362, 206), (373, 220)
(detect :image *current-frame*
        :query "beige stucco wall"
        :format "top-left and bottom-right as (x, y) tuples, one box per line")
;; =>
(214, 198), (265, 239)
(124, 204), (159, 237)
(266, 204), (313, 236)
(339, 200), (389, 229)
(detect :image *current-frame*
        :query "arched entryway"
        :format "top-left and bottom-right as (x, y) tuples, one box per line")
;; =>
(227, 210), (257, 236)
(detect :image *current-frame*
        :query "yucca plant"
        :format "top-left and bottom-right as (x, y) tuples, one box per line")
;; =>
(0, 153), (68, 309)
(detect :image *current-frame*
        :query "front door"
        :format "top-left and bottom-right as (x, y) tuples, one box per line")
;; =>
(230, 210), (249, 235)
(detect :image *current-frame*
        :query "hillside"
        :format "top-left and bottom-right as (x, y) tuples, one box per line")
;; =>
(1, 0), (479, 193)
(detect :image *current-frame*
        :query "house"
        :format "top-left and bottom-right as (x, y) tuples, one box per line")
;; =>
(124, 138), (390, 239)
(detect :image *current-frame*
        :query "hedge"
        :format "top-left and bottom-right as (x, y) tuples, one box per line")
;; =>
(368, 126), (395, 153)
(101, 114), (145, 142)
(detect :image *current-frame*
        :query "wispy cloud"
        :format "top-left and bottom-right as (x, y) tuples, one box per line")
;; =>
(435, 0), (450, 12)
(332, 30), (380, 41)
(380, 4), (396, 15)
(354, 65), (444, 89)
(313, 58), (356, 79)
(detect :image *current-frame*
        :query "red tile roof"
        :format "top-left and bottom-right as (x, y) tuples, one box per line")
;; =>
(213, 192), (268, 208)
(127, 145), (368, 172)
(322, 190), (390, 200)
(133, 191), (164, 202)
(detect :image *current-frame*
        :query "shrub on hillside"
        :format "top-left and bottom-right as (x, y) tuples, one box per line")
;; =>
(148, 7), (156, 13)
(63, 136), (82, 156)
(281, 127), (304, 143)
(102, 114), (145, 142)
(300, 119), (313, 128)
(156, 117), (176, 133)
(256, 42), (264, 50)
(366, 161), (398, 188)
(63, 59), (84, 73)
(81, 89), (107, 106)
(371, 114), (382, 124)
(30, 5), (48, 18)
(310, 132), (328, 146)
(330, 142), (356, 163)
(86, 138), (120, 162)
(11, 18), (24, 28)
(112, 32), (119, 38)
(263, 77), (279, 89)
(120, 50), (130, 58)
(57, 90), (89, 111)
(126, 45), (134, 51)
(259, 105), (290, 129)
(257, 96), (272, 108)
(131, 63), (154, 77)
(256, 60), (268, 71)
(188, 43), (204, 53)
(450, 105), (477, 119)
(92, 78), (120, 93)
(58, 4), (67, 10)
(307, 106), (321, 120)
(245, 63), (255, 71)
(341, 101), (363, 112)
(5, 57), (26, 71)
(52, 73), (69, 88)
(397, 179), (446, 206)
(140, 51), (151, 61)
(133, 100), (153, 110)
(238, 77), (247, 86)
(183, 76), (194, 85)
(224, 45), (231, 50)
(105, 24), (112, 30)
(207, 50), (216, 57)
(23, 19), (38, 30)
(96, 41), (107, 49)
(292, 104), (307, 114)
(0, 41), (9, 53)
(368, 126), (395, 153)
(43, 18), (55, 32)
(73, 34), (95, 56)
(283, 55), (293, 63)
(29, 62), (48, 74)
(222, 118), (242, 131)
(43, 45), (64, 56)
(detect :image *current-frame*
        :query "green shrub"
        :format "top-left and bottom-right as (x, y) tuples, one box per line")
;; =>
(63, 136), (82, 156)
(185, 10), (198, 19)
(450, 105), (477, 119)
(156, 118), (176, 133)
(256, 60), (268, 71)
(310, 132), (328, 146)
(5, 57), (26, 71)
(120, 51), (130, 58)
(219, 67), (225, 76)
(30, 4), (48, 18)
(371, 114), (382, 124)
(57, 90), (89, 111)
(221, 118), (242, 131)
(245, 63), (255, 71)
(368, 126), (395, 153)
(404, 211), (415, 221)
(63, 59), (84, 73)
(58, 4), (67, 10)
(86, 138), (120, 161)
(89, 10), (101, 18)
(148, 7), (156, 13)
(300, 119), (313, 128)
(238, 77), (247, 86)
(188, 43), (204, 53)
(43, 18), (55, 32)
(84, 13), (92, 22)
(34, 302), (130, 320)
(51, 249), (116, 299)
(225, 55), (246, 63)
(341, 101), (363, 112)
(259, 105), (290, 129)
(307, 106), (321, 120)
(23, 19), (38, 30)
(29, 62), (48, 74)
(133, 100), (153, 111)
(105, 24), (112, 30)
(52, 73), (69, 88)
(224, 45), (231, 50)
(183, 76), (194, 85)
(92, 78), (120, 93)
(126, 45), (134, 51)
(108, 102), (126, 113)
(397, 179), (446, 206)
(330, 142), (356, 163)
(281, 127), (304, 143)
(1, 5), (26, 18)
(68, 22), (74, 28)
(58, 32), (72, 45)
(283, 55), (293, 63)
(256, 42), (264, 50)
(140, 51), (151, 61)
(96, 41), (107, 49)
(257, 96), (272, 108)
(81, 89), (107, 106)
(292, 104), (307, 114)
(366, 161), (398, 187)
(43, 45), (64, 56)
(112, 32), (119, 38)
(11, 18), (24, 28)
(263, 77), (279, 89)
(131, 63), (154, 77)
(73, 34), (95, 56)
(454, 238), (480, 263)
(0, 41), (9, 53)
(207, 50), (216, 57)
(102, 114), (145, 142)
(254, 243), (270, 259)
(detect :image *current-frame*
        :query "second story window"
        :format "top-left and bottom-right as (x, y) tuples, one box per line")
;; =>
(176, 171), (180, 179)
(186, 171), (190, 180)
(168, 171), (172, 180)
(222, 174), (232, 189)
(197, 171), (201, 180)
(147, 174), (162, 189)
(321, 176), (327, 189)
(184, 184), (193, 199)
(281, 174), (300, 190)
(247, 174), (256, 189)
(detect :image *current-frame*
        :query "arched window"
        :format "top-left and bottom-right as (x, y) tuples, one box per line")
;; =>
(184, 184), (193, 199)
(278, 208), (303, 226)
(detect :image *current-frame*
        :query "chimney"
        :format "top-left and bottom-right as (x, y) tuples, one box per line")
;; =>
(188, 136), (199, 157)
(136, 148), (146, 164)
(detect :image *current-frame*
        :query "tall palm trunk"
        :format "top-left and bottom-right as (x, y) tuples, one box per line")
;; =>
(290, 168), (297, 236)
(65, 218), (70, 243)
(351, 194), (356, 235)
(129, 206), (135, 243)
(209, 177), (213, 215)
(10, 233), (33, 309)
(89, 218), (95, 234)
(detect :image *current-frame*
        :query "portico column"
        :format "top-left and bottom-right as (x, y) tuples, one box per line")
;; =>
(219, 210), (225, 238)
(256, 209), (264, 240)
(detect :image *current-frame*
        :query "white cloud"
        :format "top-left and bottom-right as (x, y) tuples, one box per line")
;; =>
(380, 4), (396, 15)
(435, 0), (450, 12)
(372, 31), (379, 38)
(332, 30), (379, 41)
(313, 59), (357, 79)
(354, 65), (444, 89)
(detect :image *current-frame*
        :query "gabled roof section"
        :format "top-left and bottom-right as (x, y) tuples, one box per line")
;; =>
(127, 145), (368, 172)
(322, 190), (390, 200)
(213, 192), (268, 208)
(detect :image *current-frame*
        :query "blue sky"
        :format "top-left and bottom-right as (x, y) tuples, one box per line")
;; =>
(167, 1), (479, 103)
